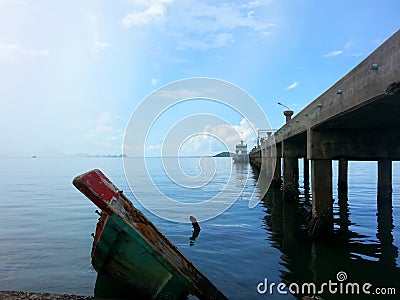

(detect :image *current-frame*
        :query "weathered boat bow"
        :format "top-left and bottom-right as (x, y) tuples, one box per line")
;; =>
(73, 169), (227, 300)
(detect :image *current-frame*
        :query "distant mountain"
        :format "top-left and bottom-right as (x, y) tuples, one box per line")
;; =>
(38, 148), (67, 157)
(72, 153), (128, 158)
(32, 149), (128, 158)
(213, 152), (234, 157)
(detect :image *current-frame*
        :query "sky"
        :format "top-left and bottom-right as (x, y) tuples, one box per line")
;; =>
(0, 0), (399, 157)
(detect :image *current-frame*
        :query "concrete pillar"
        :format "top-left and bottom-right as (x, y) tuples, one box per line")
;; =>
(336, 160), (349, 232)
(283, 157), (296, 199)
(303, 157), (310, 192)
(251, 148), (261, 169)
(309, 159), (333, 239)
(272, 157), (282, 189)
(377, 159), (392, 207)
(338, 159), (348, 200)
(294, 158), (299, 187)
(264, 147), (273, 182)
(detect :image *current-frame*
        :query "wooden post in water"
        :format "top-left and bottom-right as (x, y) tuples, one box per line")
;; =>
(309, 159), (333, 239)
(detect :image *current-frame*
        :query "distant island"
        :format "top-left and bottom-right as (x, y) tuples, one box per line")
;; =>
(72, 153), (128, 158)
(213, 152), (234, 157)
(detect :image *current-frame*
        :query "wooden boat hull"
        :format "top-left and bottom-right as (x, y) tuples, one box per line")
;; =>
(73, 169), (227, 300)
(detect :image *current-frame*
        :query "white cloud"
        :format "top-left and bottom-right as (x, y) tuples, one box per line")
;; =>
(126, 0), (169, 6)
(178, 118), (258, 156)
(146, 144), (161, 151)
(83, 113), (124, 150)
(0, 0), (27, 6)
(122, 0), (172, 27)
(173, 58), (191, 63)
(372, 38), (383, 46)
(158, 88), (203, 100)
(91, 33), (110, 53)
(178, 33), (235, 51)
(242, 0), (271, 9)
(151, 78), (159, 85)
(107, 136), (121, 141)
(351, 52), (365, 57)
(88, 15), (110, 53)
(323, 41), (363, 59)
(178, 133), (221, 156)
(232, 118), (258, 144)
(247, 1), (262, 8)
(172, 1), (275, 35)
(0, 41), (49, 60)
(344, 40), (354, 50)
(323, 50), (343, 58)
(122, 0), (276, 50)
(286, 81), (299, 90)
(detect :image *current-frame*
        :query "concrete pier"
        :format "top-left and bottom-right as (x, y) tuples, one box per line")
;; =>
(249, 29), (400, 240)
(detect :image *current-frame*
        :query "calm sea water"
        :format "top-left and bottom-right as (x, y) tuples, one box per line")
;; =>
(0, 157), (399, 299)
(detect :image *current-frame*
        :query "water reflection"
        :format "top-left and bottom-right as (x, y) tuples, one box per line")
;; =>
(337, 185), (351, 234)
(189, 216), (201, 247)
(251, 164), (400, 299)
(376, 205), (398, 267)
(189, 229), (200, 247)
(234, 162), (249, 188)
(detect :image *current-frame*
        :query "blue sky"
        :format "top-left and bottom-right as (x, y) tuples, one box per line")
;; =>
(0, 0), (398, 157)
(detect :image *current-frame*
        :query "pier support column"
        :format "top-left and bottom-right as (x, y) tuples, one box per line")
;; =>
(309, 159), (333, 239)
(337, 160), (349, 232)
(283, 157), (296, 199)
(272, 157), (282, 189)
(377, 159), (392, 207)
(283, 139), (301, 199)
(271, 142), (282, 189)
(294, 158), (299, 188)
(303, 157), (310, 192)
(338, 159), (348, 200)
(264, 147), (274, 186)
